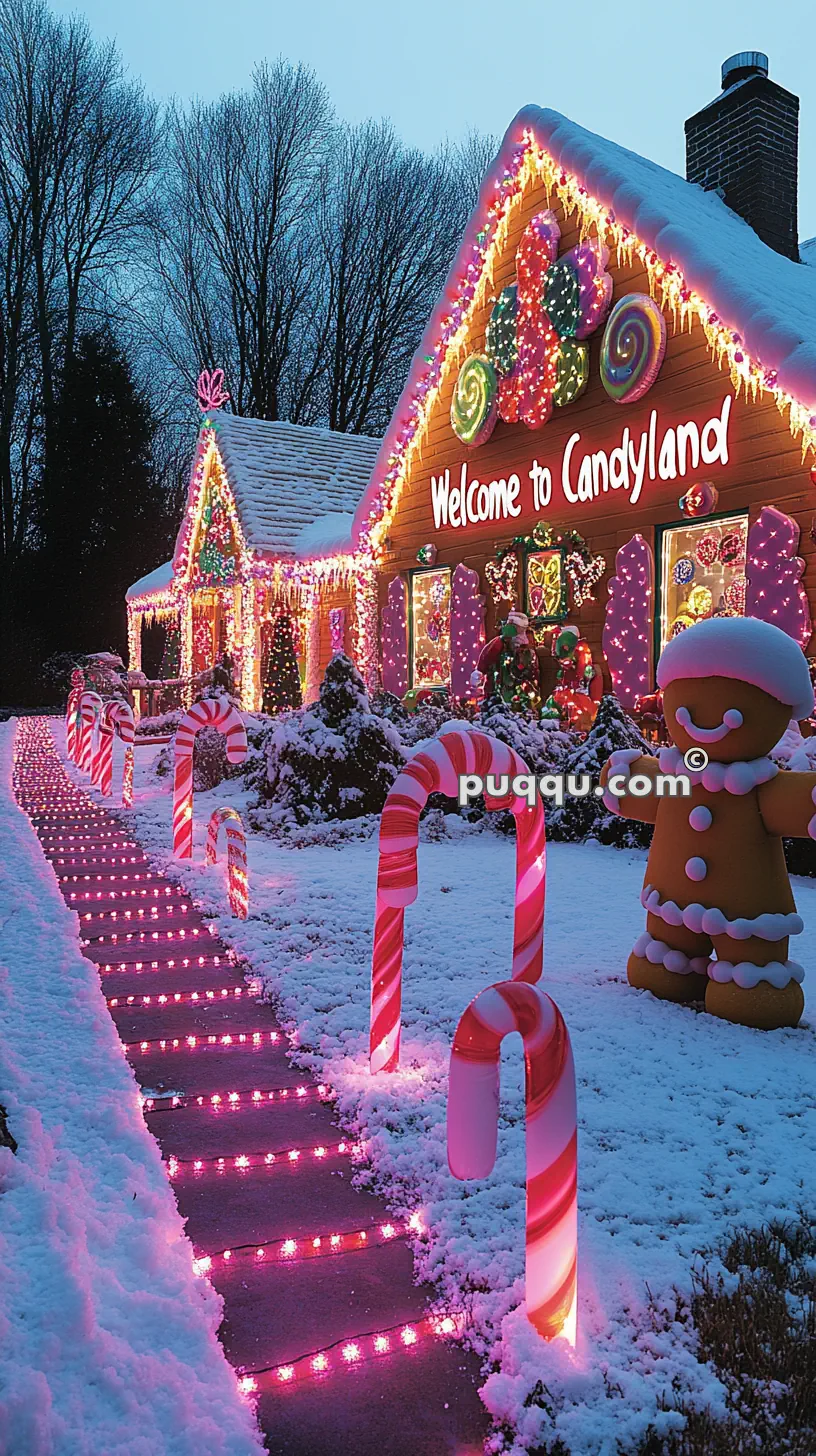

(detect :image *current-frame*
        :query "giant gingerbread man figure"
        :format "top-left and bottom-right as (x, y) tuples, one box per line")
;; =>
(601, 617), (815, 1030)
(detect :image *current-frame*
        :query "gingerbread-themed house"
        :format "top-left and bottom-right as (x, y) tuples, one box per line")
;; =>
(126, 408), (380, 713)
(351, 55), (816, 719)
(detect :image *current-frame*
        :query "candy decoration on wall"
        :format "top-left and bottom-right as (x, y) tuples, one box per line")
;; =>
(451, 355), (499, 446)
(466, 212), (611, 438)
(329, 607), (346, 656)
(745, 506), (812, 648)
(694, 532), (720, 569)
(723, 576), (747, 615)
(448, 981), (577, 1344)
(416, 543), (438, 566)
(602, 535), (654, 710)
(173, 697), (248, 860)
(97, 700), (135, 799)
(450, 564), (486, 701)
(718, 529), (745, 566)
(679, 481), (718, 519)
(485, 550), (519, 609)
(370, 729), (545, 1074)
(600, 293), (667, 404)
(78, 691), (103, 775)
(66, 669), (85, 763)
(687, 584), (713, 619)
(672, 556), (695, 586)
(381, 576), (408, 697)
(205, 806), (249, 919)
(564, 550), (606, 608)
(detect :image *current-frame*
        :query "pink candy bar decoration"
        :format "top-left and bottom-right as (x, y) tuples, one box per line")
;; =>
(370, 728), (545, 1073)
(66, 670), (85, 762)
(98, 700), (136, 799)
(205, 806), (249, 919)
(448, 981), (577, 1344)
(745, 505), (812, 648)
(173, 697), (248, 860)
(78, 691), (103, 775)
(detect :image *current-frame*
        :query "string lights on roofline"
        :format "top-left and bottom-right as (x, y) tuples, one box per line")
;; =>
(356, 128), (816, 565)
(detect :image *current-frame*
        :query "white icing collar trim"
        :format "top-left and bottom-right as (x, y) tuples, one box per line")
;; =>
(658, 746), (778, 795)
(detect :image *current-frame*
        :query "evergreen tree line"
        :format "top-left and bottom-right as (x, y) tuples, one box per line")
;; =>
(0, 0), (494, 703)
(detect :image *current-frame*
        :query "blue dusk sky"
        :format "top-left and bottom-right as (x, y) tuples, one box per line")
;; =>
(52, 0), (816, 238)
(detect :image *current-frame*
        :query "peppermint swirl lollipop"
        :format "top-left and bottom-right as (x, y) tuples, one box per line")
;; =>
(451, 354), (498, 446)
(600, 294), (666, 404)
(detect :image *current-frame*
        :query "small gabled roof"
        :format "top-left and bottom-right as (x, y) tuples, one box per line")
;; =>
(353, 105), (816, 545)
(204, 412), (380, 560)
(126, 559), (174, 602)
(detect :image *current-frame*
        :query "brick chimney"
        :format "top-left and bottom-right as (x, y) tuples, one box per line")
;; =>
(685, 53), (799, 261)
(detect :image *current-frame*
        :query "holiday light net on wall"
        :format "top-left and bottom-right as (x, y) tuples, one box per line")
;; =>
(411, 568), (451, 688)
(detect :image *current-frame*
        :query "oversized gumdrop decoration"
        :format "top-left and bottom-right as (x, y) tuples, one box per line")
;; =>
(381, 575), (408, 696)
(746, 506), (812, 648)
(450, 564), (485, 700)
(603, 534), (654, 709)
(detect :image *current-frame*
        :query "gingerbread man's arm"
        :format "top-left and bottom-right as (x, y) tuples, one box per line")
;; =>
(599, 750), (661, 824)
(757, 771), (816, 839)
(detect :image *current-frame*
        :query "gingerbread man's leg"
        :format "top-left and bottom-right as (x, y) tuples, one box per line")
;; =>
(627, 912), (711, 1003)
(706, 933), (805, 1030)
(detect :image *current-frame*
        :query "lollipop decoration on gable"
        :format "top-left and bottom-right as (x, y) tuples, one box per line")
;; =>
(600, 616), (816, 1030)
(451, 210), (613, 445)
(600, 294), (667, 403)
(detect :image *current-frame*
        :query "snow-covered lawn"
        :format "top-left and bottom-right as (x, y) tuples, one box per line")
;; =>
(0, 722), (264, 1456)
(69, 727), (816, 1454)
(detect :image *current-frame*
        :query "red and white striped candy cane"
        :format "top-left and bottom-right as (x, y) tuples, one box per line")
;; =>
(370, 728), (545, 1073)
(78, 691), (103, 775)
(98, 700), (135, 798)
(66, 670), (85, 762)
(448, 981), (577, 1344)
(205, 806), (249, 918)
(173, 697), (248, 859)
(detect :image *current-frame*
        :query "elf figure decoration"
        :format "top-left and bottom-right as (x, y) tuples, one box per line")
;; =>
(477, 610), (543, 714)
(543, 625), (603, 730)
(601, 617), (816, 1030)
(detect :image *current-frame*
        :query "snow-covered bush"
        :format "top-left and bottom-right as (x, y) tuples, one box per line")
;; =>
(136, 710), (181, 737)
(251, 654), (405, 834)
(548, 694), (653, 847)
(478, 695), (577, 777)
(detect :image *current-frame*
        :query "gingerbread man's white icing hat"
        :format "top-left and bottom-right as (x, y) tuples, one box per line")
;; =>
(657, 617), (814, 721)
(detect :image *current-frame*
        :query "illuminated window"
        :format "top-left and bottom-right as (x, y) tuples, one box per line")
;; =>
(525, 549), (567, 623)
(659, 512), (748, 652)
(411, 568), (451, 688)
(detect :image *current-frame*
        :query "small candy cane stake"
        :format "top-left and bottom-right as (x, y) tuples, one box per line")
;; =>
(173, 697), (247, 859)
(78, 691), (103, 775)
(98, 700), (135, 799)
(66, 670), (85, 762)
(205, 806), (248, 918)
(448, 981), (577, 1345)
(370, 728), (545, 1073)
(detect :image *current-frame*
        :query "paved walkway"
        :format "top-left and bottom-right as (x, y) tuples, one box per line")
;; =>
(14, 718), (488, 1456)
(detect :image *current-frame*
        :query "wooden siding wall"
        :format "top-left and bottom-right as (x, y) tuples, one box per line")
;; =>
(378, 178), (815, 689)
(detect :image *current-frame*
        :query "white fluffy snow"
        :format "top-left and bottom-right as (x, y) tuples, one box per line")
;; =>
(0, 721), (264, 1456)
(68, 728), (816, 1455)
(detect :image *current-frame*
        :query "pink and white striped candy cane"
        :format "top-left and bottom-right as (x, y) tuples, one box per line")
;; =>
(66, 670), (85, 762)
(205, 806), (249, 918)
(370, 728), (545, 1073)
(448, 981), (577, 1344)
(98, 700), (135, 798)
(78, 691), (103, 775)
(173, 697), (248, 859)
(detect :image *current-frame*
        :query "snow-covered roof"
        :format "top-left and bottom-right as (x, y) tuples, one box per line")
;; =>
(208, 413), (380, 560)
(353, 105), (816, 544)
(126, 560), (174, 602)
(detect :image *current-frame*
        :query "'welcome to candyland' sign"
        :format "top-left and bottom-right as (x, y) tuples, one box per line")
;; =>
(429, 396), (733, 530)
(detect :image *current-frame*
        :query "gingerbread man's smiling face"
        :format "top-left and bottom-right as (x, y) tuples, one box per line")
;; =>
(663, 677), (792, 763)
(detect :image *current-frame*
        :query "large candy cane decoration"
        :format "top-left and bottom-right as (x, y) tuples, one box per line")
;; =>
(66, 670), (85, 762)
(173, 697), (247, 859)
(205, 806), (249, 918)
(97, 700), (135, 799)
(448, 981), (577, 1344)
(370, 728), (545, 1073)
(78, 691), (103, 775)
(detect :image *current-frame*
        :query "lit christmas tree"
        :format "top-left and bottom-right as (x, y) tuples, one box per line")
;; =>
(159, 623), (180, 679)
(263, 614), (302, 714)
(196, 471), (236, 585)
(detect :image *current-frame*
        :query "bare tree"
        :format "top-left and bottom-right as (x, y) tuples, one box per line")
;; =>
(315, 120), (492, 436)
(154, 59), (333, 422)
